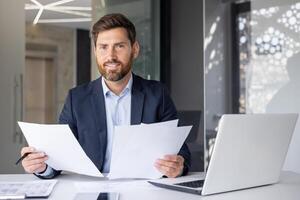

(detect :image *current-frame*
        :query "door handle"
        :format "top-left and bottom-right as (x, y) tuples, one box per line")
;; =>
(13, 74), (25, 144)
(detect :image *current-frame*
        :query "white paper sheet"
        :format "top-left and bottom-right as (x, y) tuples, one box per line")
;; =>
(141, 119), (178, 127)
(111, 120), (179, 163)
(108, 123), (192, 179)
(18, 122), (103, 177)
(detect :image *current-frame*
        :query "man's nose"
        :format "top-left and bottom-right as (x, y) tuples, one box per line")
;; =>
(107, 46), (117, 59)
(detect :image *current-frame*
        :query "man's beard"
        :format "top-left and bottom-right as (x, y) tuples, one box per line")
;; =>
(97, 56), (133, 82)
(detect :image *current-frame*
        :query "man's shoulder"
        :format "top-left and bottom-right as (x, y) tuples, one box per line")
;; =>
(133, 74), (166, 91)
(69, 78), (101, 97)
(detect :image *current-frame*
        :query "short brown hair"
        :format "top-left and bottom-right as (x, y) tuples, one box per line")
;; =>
(91, 13), (136, 46)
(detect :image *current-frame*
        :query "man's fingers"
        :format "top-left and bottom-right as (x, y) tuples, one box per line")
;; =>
(21, 146), (35, 156)
(163, 155), (184, 163)
(155, 155), (185, 178)
(35, 164), (47, 173)
(163, 155), (179, 161)
(156, 159), (179, 169)
(155, 164), (177, 178)
(26, 164), (42, 173)
(156, 155), (184, 169)
(22, 156), (48, 167)
(25, 163), (46, 173)
(23, 159), (47, 174)
(24, 152), (46, 161)
(21, 151), (48, 174)
(155, 164), (175, 174)
(20, 146), (48, 175)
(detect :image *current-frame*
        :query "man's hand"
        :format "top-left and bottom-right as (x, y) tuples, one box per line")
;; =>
(21, 147), (48, 174)
(155, 155), (184, 178)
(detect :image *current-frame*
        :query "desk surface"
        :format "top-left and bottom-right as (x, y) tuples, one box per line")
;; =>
(0, 171), (300, 200)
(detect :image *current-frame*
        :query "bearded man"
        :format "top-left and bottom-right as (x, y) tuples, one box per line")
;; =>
(20, 13), (191, 179)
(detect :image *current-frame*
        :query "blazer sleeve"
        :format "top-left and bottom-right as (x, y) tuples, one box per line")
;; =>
(160, 85), (191, 176)
(34, 165), (61, 179)
(59, 90), (78, 138)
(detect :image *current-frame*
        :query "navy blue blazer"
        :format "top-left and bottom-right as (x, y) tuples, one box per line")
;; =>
(41, 74), (190, 178)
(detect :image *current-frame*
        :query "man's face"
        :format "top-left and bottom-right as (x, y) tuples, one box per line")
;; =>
(94, 27), (139, 82)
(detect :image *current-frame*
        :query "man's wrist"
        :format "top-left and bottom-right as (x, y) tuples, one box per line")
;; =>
(35, 164), (54, 177)
(36, 165), (48, 174)
(177, 167), (184, 177)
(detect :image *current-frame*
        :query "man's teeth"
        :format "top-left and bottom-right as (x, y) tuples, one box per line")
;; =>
(106, 63), (119, 67)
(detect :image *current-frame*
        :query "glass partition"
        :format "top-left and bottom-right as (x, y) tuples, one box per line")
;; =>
(233, 0), (300, 174)
(205, 0), (300, 174)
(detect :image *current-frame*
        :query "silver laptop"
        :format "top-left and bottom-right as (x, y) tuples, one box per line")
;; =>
(149, 113), (298, 195)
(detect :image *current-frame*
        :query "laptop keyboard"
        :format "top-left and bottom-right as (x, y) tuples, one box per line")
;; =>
(174, 180), (204, 188)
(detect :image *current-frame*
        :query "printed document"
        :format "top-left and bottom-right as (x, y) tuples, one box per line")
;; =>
(0, 180), (57, 198)
(108, 121), (192, 179)
(18, 122), (103, 177)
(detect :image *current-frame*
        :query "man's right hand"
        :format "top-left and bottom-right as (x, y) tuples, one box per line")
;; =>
(21, 147), (48, 174)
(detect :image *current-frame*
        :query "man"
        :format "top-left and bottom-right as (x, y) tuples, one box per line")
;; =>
(21, 13), (191, 179)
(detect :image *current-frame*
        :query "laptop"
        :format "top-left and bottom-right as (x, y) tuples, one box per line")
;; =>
(149, 113), (298, 195)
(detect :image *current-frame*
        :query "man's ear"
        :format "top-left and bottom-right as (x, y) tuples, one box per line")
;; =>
(93, 44), (97, 57)
(132, 41), (140, 59)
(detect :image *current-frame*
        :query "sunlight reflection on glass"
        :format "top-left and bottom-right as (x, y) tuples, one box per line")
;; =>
(252, 6), (279, 18)
(278, 3), (300, 33)
(245, 1), (300, 112)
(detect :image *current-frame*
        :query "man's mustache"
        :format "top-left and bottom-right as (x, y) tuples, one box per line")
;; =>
(104, 59), (122, 65)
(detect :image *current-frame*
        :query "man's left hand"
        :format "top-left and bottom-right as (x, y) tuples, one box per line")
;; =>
(155, 155), (184, 178)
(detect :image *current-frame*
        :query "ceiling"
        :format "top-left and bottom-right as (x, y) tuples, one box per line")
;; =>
(25, 0), (151, 30)
(25, 0), (92, 30)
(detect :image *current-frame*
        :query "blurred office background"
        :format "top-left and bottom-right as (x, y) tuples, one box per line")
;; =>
(0, 0), (299, 175)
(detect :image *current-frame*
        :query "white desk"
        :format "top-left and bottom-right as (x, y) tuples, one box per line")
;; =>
(0, 171), (300, 200)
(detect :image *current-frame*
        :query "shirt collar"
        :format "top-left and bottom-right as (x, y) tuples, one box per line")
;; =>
(102, 73), (133, 97)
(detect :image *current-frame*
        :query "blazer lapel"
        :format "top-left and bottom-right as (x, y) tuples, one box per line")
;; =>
(131, 74), (145, 125)
(91, 77), (107, 169)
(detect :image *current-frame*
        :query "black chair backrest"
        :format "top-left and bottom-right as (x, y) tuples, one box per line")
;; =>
(177, 110), (201, 143)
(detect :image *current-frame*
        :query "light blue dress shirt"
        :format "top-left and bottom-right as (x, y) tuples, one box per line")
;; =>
(102, 75), (132, 173)
(37, 74), (132, 176)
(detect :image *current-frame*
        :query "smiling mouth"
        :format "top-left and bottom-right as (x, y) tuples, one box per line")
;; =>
(104, 62), (120, 70)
